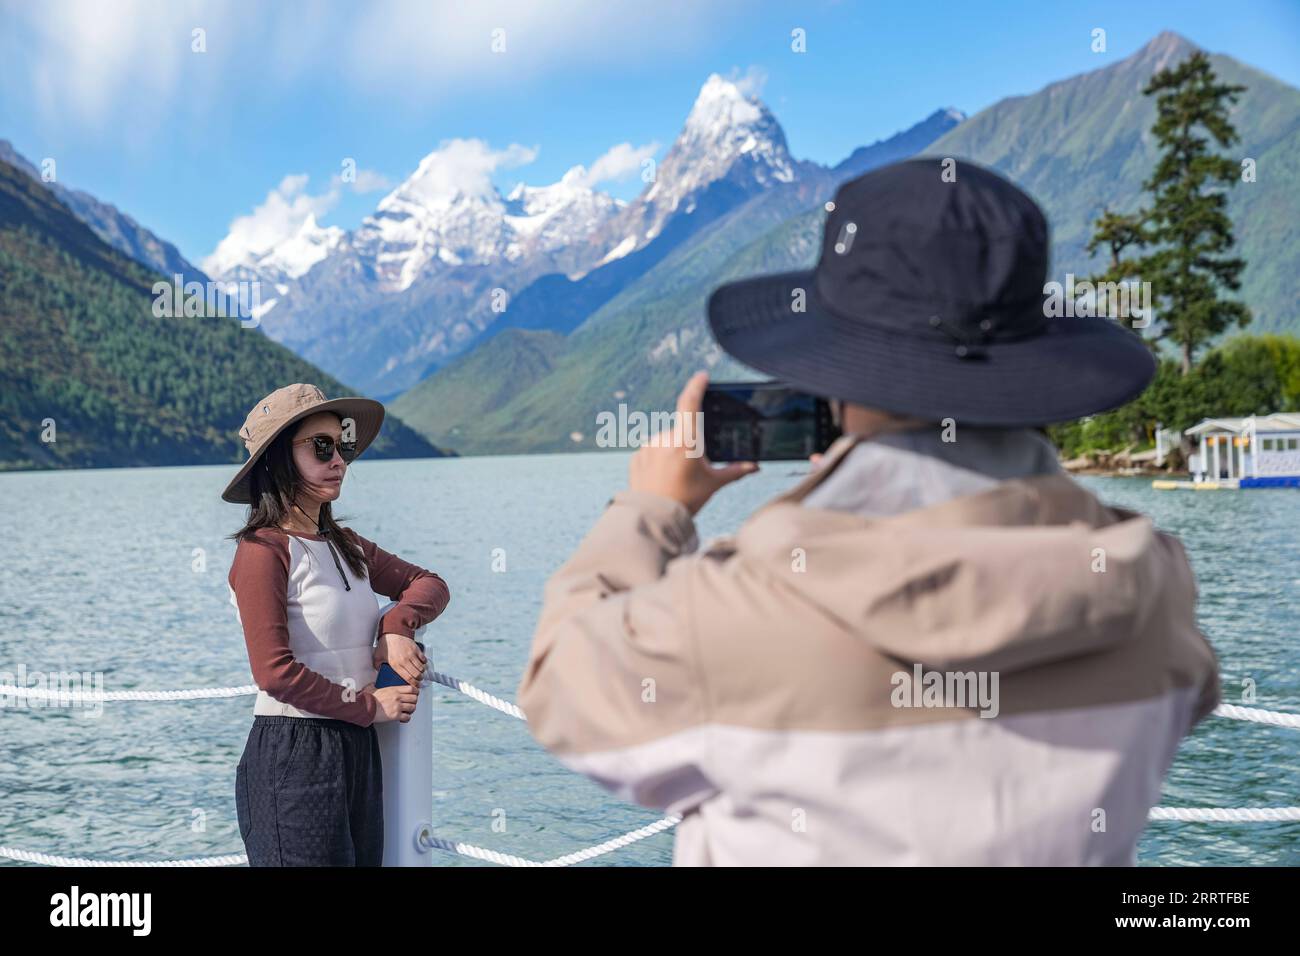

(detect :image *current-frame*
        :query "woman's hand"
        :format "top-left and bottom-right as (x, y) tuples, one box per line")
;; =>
(628, 371), (758, 516)
(374, 632), (428, 687)
(362, 682), (419, 723)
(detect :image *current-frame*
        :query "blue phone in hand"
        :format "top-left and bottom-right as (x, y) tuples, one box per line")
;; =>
(375, 641), (426, 688)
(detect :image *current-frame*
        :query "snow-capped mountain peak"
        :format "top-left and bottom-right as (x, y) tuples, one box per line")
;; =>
(506, 165), (622, 232)
(204, 210), (344, 285)
(684, 74), (766, 136)
(345, 156), (623, 292)
(504, 167), (624, 266)
(505, 165), (593, 215)
(675, 74), (794, 183)
(611, 73), (799, 247)
(265, 214), (345, 280)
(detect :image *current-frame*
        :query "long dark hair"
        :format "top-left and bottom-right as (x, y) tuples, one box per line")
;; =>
(225, 416), (368, 579)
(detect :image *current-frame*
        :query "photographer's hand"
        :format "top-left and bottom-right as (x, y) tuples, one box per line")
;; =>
(628, 371), (758, 516)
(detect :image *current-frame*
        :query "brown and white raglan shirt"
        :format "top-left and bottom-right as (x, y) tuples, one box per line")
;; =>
(228, 527), (450, 727)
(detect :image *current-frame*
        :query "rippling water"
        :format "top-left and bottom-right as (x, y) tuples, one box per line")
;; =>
(2, 454), (1296, 866)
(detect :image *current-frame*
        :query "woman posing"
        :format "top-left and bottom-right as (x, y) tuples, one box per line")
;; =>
(223, 383), (450, 866)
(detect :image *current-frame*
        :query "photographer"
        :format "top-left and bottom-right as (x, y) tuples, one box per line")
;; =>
(516, 159), (1219, 866)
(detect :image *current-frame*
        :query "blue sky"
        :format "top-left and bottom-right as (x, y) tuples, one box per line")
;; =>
(2, 0), (1297, 266)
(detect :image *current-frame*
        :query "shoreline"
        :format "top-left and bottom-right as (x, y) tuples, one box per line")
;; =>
(1059, 447), (1180, 480)
(1061, 462), (1175, 479)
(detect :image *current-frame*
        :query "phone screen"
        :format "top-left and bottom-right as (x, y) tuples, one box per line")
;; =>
(703, 382), (839, 461)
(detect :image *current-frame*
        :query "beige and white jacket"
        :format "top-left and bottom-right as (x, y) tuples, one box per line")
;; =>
(516, 432), (1220, 865)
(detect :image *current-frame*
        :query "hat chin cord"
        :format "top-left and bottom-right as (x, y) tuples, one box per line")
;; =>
(290, 497), (324, 534)
(290, 495), (352, 592)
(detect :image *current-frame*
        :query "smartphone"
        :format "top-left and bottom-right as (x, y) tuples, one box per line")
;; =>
(702, 381), (840, 462)
(375, 641), (426, 688)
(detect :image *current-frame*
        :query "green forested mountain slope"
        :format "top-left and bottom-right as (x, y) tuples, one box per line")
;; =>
(0, 159), (449, 471)
(928, 31), (1300, 334)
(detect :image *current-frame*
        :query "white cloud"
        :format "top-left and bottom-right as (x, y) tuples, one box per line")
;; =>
(394, 139), (539, 205)
(327, 168), (393, 194)
(5, 0), (738, 125)
(348, 169), (393, 193)
(204, 159), (393, 274)
(202, 174), (338, 275)
(730, 65), (769, 99)
(9, 0), (200, 128)
(341, 1), (731, 95)
(583, 142), (661, 187)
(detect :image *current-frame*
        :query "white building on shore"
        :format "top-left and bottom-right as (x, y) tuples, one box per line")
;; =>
(1184, 413), (1300, 486)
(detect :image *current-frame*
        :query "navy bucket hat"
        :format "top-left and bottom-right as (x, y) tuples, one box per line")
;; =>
(706, 158), (1155, 426)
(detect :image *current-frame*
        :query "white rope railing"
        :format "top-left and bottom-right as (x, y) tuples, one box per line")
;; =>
(0, 817), (685, 868)
(0, 846), (248, 867)
(4, 681), (1295, 731)
(1, 677), (1297, 867)
(428, 671), (527, 721)
(0, 683), (259, 702)
(1212, 703), (1300, 729)
(10, 802), (1297, 868)
(418, 815), (683, 867)
(1148, 807), (1300, 822)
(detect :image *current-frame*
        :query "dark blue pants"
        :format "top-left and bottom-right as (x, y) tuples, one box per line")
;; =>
(235, 715), (384, 866)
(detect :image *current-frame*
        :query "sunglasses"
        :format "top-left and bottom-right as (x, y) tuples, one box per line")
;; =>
(292, 434), (358, 463)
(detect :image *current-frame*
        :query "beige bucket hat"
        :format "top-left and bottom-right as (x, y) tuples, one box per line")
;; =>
(221, 383), (385, 504)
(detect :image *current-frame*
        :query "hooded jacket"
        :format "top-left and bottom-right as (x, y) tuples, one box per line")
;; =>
(516, 431), (1220, 865)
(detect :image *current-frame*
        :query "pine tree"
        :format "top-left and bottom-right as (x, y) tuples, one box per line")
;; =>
(1140, 51), (1250, 373)
(1085, 207), (1149, 331)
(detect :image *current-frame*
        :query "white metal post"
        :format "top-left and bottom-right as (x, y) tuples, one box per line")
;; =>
(375, 601), (434, 867)
(1247, 416), (1258, 478)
